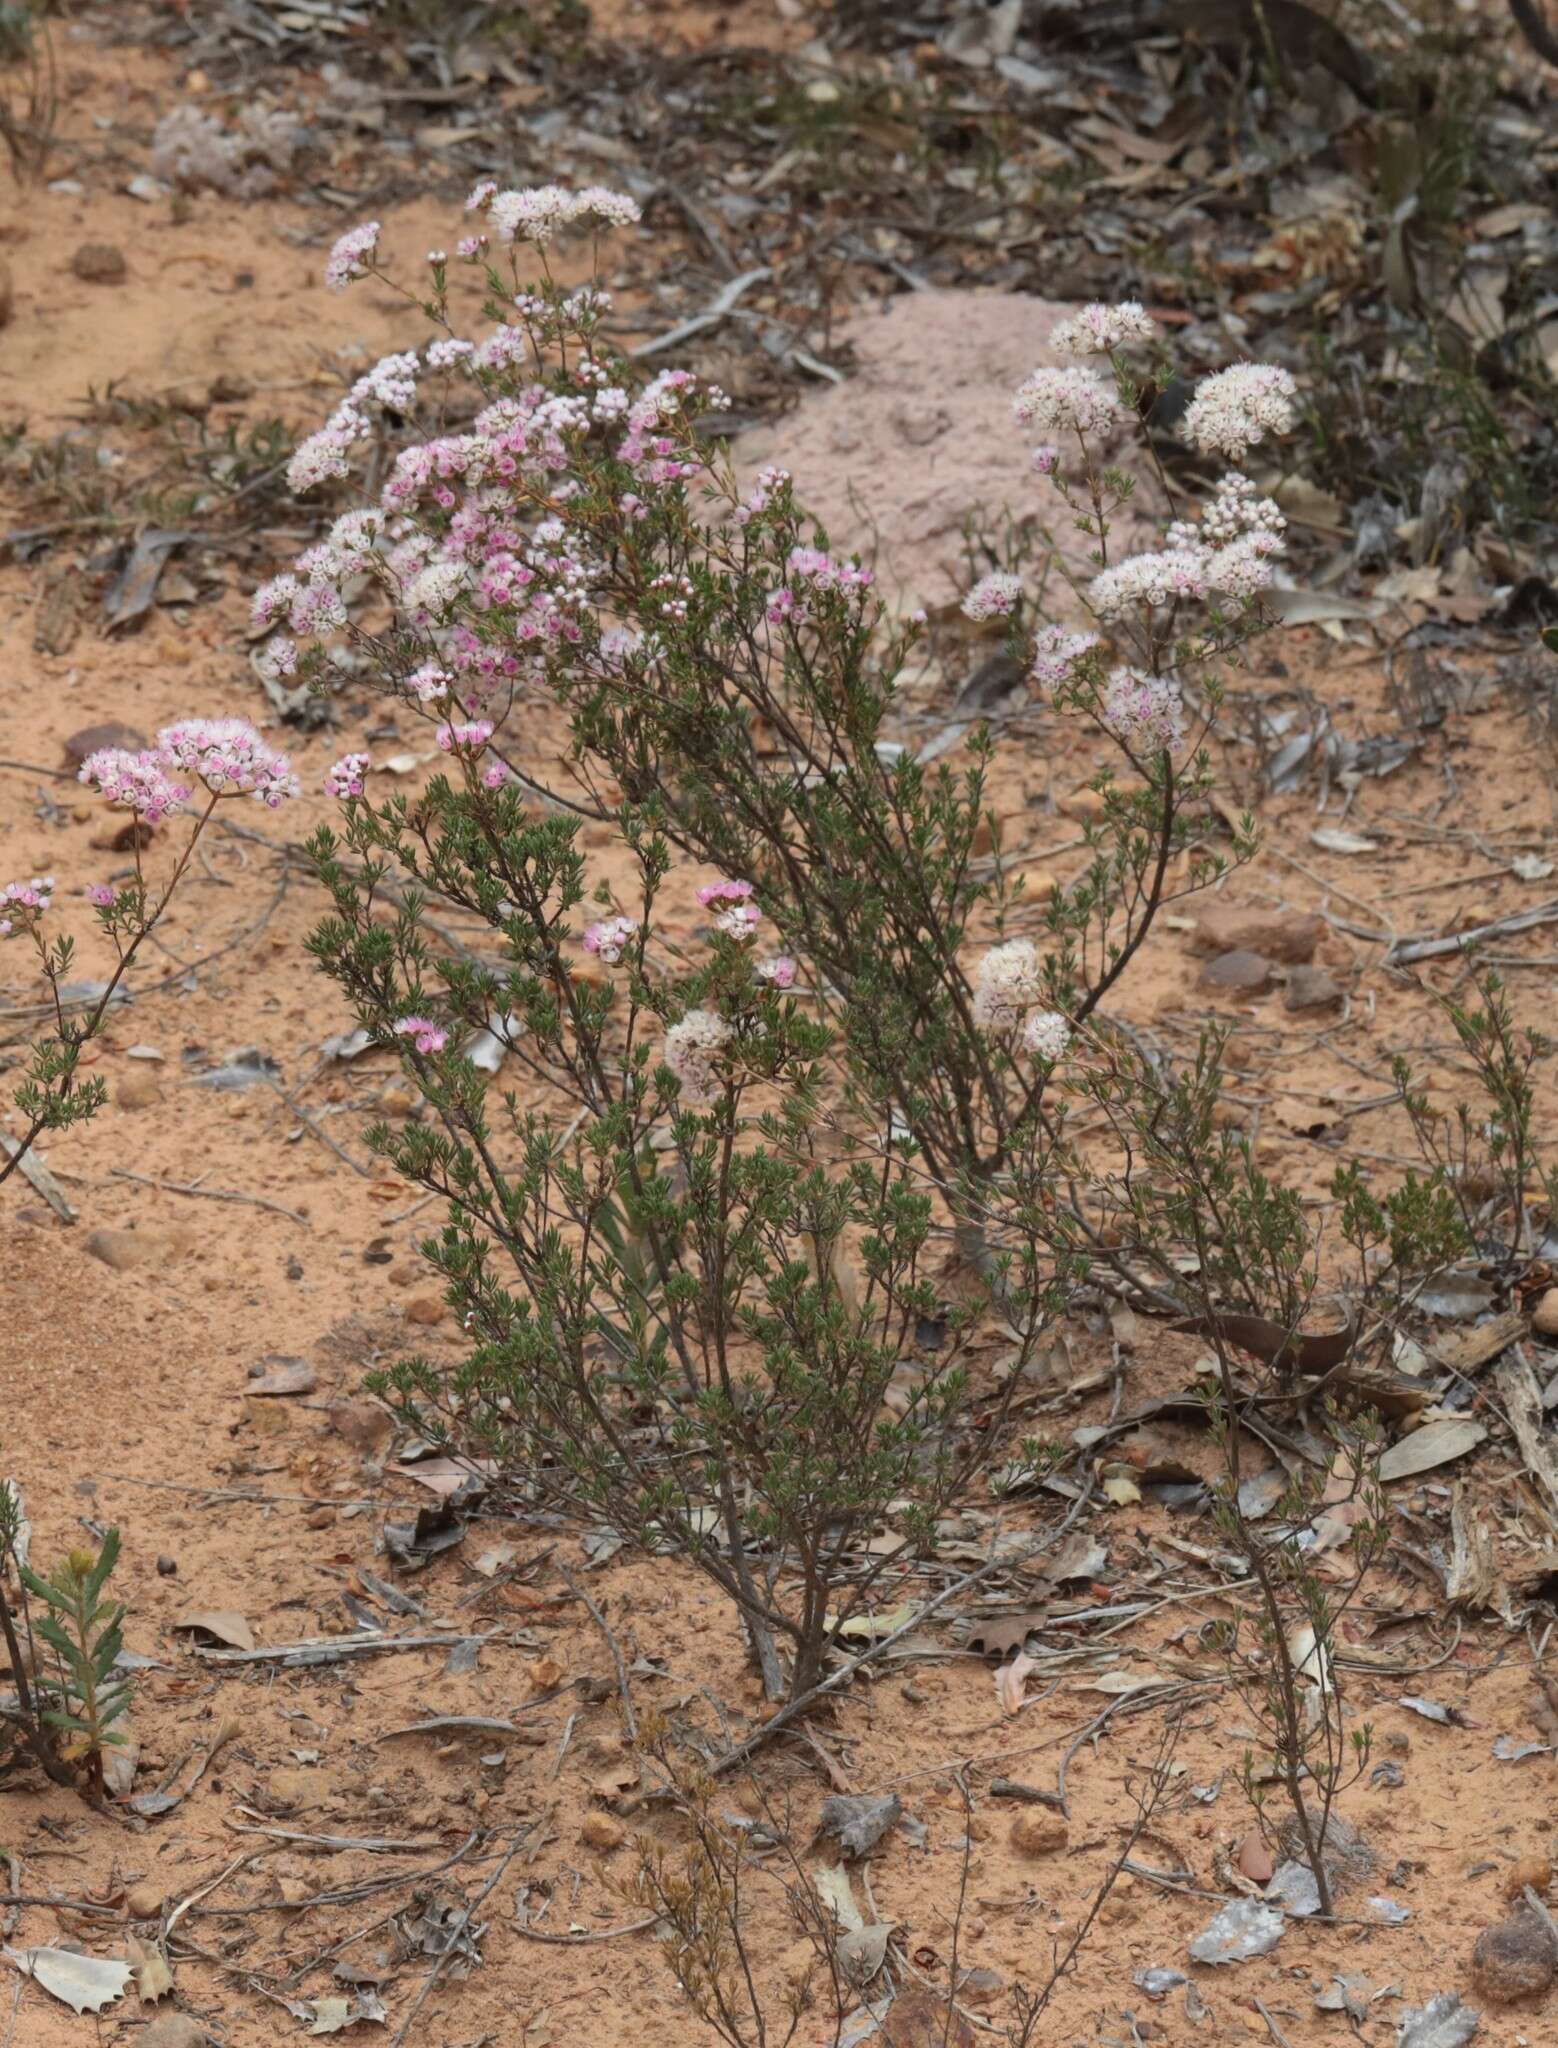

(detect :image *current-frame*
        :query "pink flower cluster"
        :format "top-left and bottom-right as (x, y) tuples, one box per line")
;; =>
(85, 883), (115, 908)
(756, 954), (797, 989)
(81, 720), (297, 818)
(962, 571), (1023, 622)
(0, 876), (53, 937)
(1022, 1009), (1072, 1062)
(1030, 625), (1100, 690)
(1088, 548), (1209, 619)
(582, 914), (639, 964)
(766, 545), (873, 625)
(698, 878), (761, 939)
(1099, 668), (1185, 754)
(663, 1008), (732, 1106)
(737, 464), (791, 526)
(437, 719), (495, 753)
(394, 1015), (448, 1054)
(158, 718), (300, 807)
(972, 938), (1044, 1032)
(78, 747), (191, 822)
(325, 219), (380, 290)
(326, 753), (371, 798)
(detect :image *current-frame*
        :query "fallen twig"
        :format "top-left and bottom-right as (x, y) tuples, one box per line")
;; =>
(107, 1166), (307, 1225)
(1385, 898), (1558, 964)
(513, 1913), (661, 1945)
(630, 267), (772, 358)
(560, 1562), (637, 1742)
(694, 1482), (1096, 1781)
(0, 1137), (74, 1223)
(183, 1831), (483, 1919)
(190, 1632), (493, 1669)
(388, 1819), (544, 2048)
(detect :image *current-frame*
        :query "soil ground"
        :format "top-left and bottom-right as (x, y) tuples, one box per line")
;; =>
(4, 6), (1558, 2047)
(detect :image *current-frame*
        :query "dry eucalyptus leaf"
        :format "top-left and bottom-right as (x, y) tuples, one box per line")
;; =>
(1310, 827), (1379, 855)
(128, 1933), (174, 2002)
(3, 1945), (134, 2013)
(836, 1922), (892, 1987)
(966, 1610), (1046, 1658)
(1396, 1992), (1481, 2047)
(818, 1794), (901, 1859)
(814, 1863), (864, 1935)
(1187, 1899), (1285, 1965)
(308, 1990), (388, 2033)
(173, 1609), (255, 1652)
(1377, 1418), (1486, 1483)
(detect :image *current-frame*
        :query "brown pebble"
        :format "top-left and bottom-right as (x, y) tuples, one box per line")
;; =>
(579, 1812), (626, 1853)
(1472, 1910), (1558, 2002)
(141, 2016), (207, 2048)
(63, 720), (149, 768)
(1189, 903), (1322, 963)
(404, 1296), (447, 1326)
(126, 1881), (163, 1918)
(1284, 964), (1344, 1013)
(1531, 1287), (1558, 1339)
(115, 1068), (163, 1112)
(306, 1507), (335, 1530)
(327, 1399), (393, 1456)
(1008, 1810), (1068, 1857)
(84, 1224), (198, 1272)
(1198, 949), (1273, 995)
(156, 1554), (177, 1577)
(1504, 1854), (1553, 1902)
(71, 242), (128, 284)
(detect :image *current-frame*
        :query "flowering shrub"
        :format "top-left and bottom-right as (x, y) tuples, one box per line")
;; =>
(0, 717), (297, 1192)
(308, 763), (1056, 1701)
(258, 192), (1302, 1221)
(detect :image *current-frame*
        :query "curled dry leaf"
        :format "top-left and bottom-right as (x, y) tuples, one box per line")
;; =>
(173, 1610), (255, 1652)
(994, 1652), (1037, 1716)
(128, 1932), (174, 2002)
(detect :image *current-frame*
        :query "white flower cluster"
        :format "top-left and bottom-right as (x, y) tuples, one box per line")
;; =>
(1022, 1009), (1072, 1062)
(1181, 363), (1297, 460)
(1088, 548), (1209, 618)
(972, 938), (1045, 1032)
(1048, 301), (1156, 357)
(663, 1008), (733, 1106)
(479, 182), (642, 247)
(1012, 365), (1122, 437)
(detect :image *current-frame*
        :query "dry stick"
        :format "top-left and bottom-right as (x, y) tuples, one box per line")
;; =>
(387, 1820), (542, 2048)
(696, 1482), (1096, 1782)
(1386, 898), (1558, 965)
(1054, 1683), (1188, 1817)
(1254, 1997), (1298, 2048)
(107, 1166), (308, 1224)
(166, 1853), (263, 1936)
(269, 1081), (375, 1178)
(513, 1913), (661, 1945)
(559, 1563), (637, 1742)
(184, 1831), (483, 1920)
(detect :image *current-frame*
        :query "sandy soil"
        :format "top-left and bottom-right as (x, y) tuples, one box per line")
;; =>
(4, 11), (1558, 2048)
